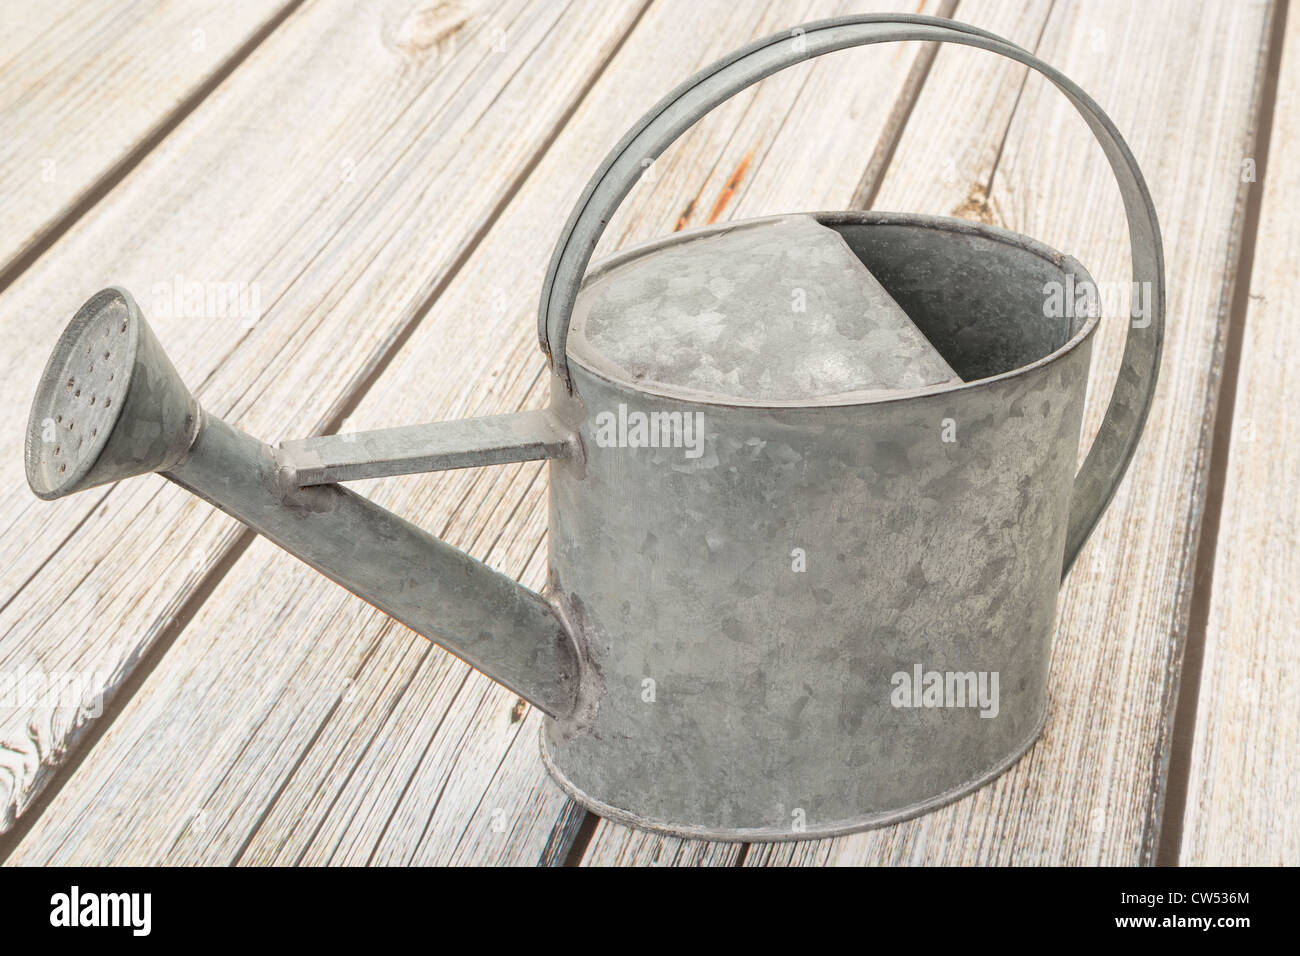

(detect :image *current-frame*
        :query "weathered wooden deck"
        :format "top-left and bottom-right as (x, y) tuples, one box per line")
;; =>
(0, 0), (1293, 866)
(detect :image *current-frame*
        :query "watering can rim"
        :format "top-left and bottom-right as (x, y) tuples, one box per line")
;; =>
(564, 209), (1101, 411)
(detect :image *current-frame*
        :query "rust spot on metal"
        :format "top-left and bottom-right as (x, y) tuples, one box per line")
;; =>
(706, 151), (754, 224)
(673, 198), (696, 231)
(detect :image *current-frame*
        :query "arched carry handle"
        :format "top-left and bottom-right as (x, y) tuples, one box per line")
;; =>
(538, 14), (1164, 576)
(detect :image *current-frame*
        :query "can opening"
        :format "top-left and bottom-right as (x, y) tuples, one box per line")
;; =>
(830, 213), (1094, 384)
(567, 212), (1098, 406)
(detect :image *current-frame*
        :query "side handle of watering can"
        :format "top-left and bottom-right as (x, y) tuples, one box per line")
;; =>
(537, 14), (1165, 579)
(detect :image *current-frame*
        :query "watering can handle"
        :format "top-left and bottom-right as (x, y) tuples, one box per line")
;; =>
(538, 14), (1163, 577)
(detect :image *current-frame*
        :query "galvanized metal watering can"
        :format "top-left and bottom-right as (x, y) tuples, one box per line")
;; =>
(24, 16), (1163, 840)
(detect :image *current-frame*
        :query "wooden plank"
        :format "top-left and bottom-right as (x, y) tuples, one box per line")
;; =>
(0, 0), (647, 834)
(748, 0), (1276, 866)
(5, 0), (949, 865)
(0, 0), (297, 279)
(1181, 8), (1298, 866)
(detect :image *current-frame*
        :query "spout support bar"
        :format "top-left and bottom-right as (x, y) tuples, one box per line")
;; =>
(165, 412), (582, 718)
(279, 410), (573, 486)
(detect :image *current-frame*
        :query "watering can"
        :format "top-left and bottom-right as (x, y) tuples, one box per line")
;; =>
(24, 16), (1162, 840)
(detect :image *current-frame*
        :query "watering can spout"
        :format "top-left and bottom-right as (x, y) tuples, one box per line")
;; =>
(25, 288), (585, 719)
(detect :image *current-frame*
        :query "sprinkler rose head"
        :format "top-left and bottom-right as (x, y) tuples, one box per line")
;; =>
(25, 287), (198, 500)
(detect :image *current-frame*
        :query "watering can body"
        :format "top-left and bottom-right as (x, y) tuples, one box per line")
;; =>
(24, 17), (1163, 841)
(543, 213), (1098, 837)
